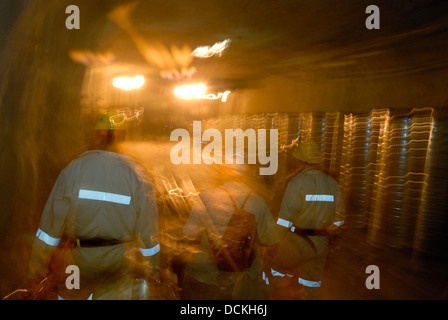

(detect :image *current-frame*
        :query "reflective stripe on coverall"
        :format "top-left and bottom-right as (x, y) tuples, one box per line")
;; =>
(28, 150), (160, 300)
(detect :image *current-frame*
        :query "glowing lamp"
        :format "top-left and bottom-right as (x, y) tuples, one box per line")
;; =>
(113, 75), (145, 90)
(174, 83), (207, 100)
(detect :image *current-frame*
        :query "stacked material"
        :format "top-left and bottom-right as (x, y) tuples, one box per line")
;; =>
(367, 108), (433, 248)
(340, 109), (389, 227)
(321, 112), (344, 182)
(413, 110), (448, 258)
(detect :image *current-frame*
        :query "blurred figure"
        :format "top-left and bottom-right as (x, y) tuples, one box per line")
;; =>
(181, 164), (279, 300)
(268, 140), (345, 300)
(27, 113), (160, 300)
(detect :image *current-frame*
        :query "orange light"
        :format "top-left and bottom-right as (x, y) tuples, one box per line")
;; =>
(113, 75), (145, 90)
(174, 83), (207, 99)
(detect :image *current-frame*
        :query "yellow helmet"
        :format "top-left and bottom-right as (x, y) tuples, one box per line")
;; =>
(291, 140), (322, 163)
(95, 112), (127, 130)
(95, 114), (114, 130)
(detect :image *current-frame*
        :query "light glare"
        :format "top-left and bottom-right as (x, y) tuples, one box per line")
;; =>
(192, 39), (231, 58)
(174, 83), (207, 100)
(113, 75), (145, 90)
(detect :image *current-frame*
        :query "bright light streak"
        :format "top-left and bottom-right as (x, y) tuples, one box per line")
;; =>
(174, 83), (207, 99)
(201, 90), (231, 102)
(280, 137), (299, 153)
(192, 39), (231, 58)
(174, 83), (231, 102)
(169, 188), (199, 198)
(113, 75), (145, 90)
(109, 107), (144, 127)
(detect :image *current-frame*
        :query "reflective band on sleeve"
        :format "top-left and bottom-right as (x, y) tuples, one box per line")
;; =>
(276, 218), (293, 228)
(271, 268), (293, 278)
(36, 228), (60, 247)
(78, 189), (131, 205)
(298, 277), (321, 287)
(305, 194), (334, 202)
(262, 271), (270, 285)
(139, 244), (160, 257)
(58, 293), (92, 300)
(334, 220), (344, 226)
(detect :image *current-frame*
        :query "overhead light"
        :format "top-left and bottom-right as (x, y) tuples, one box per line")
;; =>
(174, 83), (207, 99)
(191, 39), (231, 58)
(174, 83), (231, 102)
(113, 75), (145, 90)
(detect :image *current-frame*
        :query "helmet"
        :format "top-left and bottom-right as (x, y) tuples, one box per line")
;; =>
(291, 140), (322, 163)
(95, 114), (114, 130)
(95, 112), (127, 130)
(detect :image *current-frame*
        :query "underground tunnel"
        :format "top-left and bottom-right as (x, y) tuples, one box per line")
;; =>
(0, 0), (447, 302)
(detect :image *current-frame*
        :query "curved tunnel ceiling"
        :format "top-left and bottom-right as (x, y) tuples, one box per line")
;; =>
(1, 0), (447, 112)
(82, 0), (448, 87)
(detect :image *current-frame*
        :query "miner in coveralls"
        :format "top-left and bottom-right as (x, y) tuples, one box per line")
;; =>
(268, 140), (345, 300)
(27, 113), (160, 300)
(181, 164), (280, 300)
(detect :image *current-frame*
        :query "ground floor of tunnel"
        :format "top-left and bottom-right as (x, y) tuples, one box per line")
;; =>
(319, 227), (448, 300)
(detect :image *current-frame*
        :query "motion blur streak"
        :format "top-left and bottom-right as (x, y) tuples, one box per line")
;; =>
(191, 39), (232, 58)
(168, 188), (199, 198)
